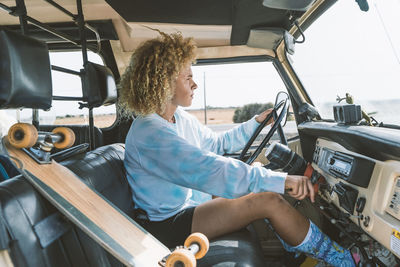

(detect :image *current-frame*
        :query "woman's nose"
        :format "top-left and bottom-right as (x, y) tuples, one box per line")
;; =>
(192, 81), (198, 90)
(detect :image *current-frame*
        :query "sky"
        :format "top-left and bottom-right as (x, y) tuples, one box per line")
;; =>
(4, 0), (400, 124)
(191, 0), (400, 124)
(292, 0), (400, 102)
(190, 0), (400, 113)
(190, 0), (400, 106)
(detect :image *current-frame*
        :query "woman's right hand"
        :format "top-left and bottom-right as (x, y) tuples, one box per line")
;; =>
(255, 108), (274, 125)
(284, 175), (315, 203)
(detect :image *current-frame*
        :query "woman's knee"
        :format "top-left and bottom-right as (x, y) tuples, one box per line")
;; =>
(245, 192), (286, 215)
(262, 192), (286, 207)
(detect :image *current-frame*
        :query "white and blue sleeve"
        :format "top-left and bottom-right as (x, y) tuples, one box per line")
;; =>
(134, 124), (286, 198)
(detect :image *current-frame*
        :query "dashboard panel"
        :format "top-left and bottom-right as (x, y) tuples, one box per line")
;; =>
(312, 138), (400, 258)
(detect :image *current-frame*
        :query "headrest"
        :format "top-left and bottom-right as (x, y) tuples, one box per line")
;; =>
(0, 30), (52, 110)
(82, 62), (117, 108)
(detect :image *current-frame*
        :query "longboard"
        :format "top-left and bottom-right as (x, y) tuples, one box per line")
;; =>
(1, 123), (209, 267)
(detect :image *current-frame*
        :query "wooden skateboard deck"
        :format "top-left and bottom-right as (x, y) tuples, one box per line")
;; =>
(1, 136), (170, 266)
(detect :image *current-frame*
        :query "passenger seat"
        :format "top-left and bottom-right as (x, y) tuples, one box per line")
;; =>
(0, 143), (266, 266)
(0, 144), (128, 267)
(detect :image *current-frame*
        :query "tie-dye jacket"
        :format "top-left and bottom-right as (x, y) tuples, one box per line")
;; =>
(124, 107), (287, 221)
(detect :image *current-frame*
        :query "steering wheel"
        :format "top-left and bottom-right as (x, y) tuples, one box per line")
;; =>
(238, 92), (290, 165)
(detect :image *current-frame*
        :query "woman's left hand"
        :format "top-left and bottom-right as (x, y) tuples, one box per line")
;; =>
(255, 108), (274, 124)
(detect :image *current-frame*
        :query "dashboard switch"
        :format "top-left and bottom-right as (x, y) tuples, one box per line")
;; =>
(356, 197), (366, 213)
(333, 182), (358, 214)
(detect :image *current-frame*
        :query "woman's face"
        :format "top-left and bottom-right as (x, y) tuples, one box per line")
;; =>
(171, 64), (197, 107)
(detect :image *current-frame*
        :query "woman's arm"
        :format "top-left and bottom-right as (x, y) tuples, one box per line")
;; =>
(197, 109), (273, 155)
(131, 125), (286, 199)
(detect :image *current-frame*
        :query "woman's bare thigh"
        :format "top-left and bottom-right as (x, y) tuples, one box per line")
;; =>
(191, 193), (268, 239)
(191, 192), (309, 245)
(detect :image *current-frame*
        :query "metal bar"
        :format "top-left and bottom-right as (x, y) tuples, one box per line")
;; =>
(76, 0), (88, 64)
(16, 0), (28, 35)
(76, 0), (94, 151)
(88, 108), (95, 151)
(84, 22), (101, 53)
(32, 109), (39, 129)
(43, 0), (75, 19)
(44, 0), (100, 52)
(52, 96), (84, 101)
(51, 65), (81, 76)
(1, 2), (98, 51)
(0, 3), (13, 13)
(26, 15), (80, 46)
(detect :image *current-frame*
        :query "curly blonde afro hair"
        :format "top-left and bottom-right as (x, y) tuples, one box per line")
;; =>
(118, 31), (197, 116)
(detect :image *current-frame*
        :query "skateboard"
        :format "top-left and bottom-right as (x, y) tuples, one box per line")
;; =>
(1, 123), (209, 266)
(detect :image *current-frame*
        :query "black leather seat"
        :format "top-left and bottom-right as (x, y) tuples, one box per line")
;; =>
(0, 144), (127, 267)
(0, 144), (266, 266)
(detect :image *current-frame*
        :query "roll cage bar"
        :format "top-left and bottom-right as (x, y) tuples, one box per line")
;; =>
(1, 0), (103, 151)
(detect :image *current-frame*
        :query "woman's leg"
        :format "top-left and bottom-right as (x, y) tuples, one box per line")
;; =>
(191, 192), (309, 246)
(192, 192), (355, 267)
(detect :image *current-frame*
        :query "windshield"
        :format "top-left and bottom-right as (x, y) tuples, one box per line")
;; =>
(292, 0), (400, 126)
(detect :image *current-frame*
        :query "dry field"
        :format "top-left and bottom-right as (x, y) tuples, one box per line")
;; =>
(55, 114), (117, 128)
(186, 108), (235, 124)
(55, 108), (236, 127)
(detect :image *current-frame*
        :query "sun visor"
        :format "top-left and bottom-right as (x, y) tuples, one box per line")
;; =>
(247, 28), (284, 50)
(262, 0), (315, 11)
(247, 28), (295, 54)
(0, 30), (52, 110)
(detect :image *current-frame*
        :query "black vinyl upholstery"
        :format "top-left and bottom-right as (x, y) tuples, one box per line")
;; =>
(0, 144), (266, 266)
(0, 144), (127, 267)
(82, 62), (118, 108)
(0, 30), (52, 110)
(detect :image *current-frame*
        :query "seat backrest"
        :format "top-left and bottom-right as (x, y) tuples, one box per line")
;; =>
(61, 143), (134, 217)
(0, 144), (129, 267)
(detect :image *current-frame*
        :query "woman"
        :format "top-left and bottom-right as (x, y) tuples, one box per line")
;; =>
(119, 31), (356, 266)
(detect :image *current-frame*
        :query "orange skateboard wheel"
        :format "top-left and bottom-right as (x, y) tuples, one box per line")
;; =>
(165, 248), (196, 267)
(7, 123), (38, 148)
(184, 233), (209, 259)
(52, 127), (75, 149)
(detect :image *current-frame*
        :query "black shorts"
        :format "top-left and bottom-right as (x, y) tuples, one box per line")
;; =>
(135, 207), (195, 248)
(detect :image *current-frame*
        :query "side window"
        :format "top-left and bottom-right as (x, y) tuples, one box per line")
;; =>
(44, 51), (116, 128)
(191, 61), (297, 142)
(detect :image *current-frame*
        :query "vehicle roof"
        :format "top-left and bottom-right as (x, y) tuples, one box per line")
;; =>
(0, 0), (333, 72)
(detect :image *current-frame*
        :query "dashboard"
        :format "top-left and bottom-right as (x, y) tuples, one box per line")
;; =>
(311, 138), (400, 258)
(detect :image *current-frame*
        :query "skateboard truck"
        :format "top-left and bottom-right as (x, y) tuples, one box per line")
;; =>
(7, 123), (76, 164)
(158, 233), (209, 267)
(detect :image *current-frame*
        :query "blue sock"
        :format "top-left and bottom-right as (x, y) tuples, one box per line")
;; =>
(277, 220), (355, 267)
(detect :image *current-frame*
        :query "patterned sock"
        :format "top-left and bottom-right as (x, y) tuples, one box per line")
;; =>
(277, 220), (355, 267)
